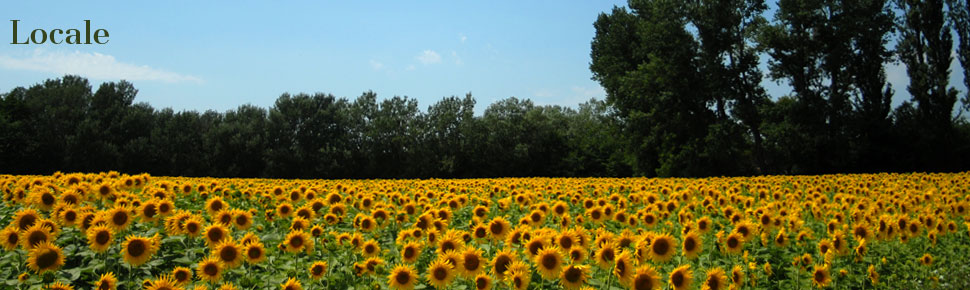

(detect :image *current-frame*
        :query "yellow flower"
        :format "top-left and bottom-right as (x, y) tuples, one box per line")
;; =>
(387, 264), (417, 290)
(27, 241), (64, 274)
(669, 264), (693, 290)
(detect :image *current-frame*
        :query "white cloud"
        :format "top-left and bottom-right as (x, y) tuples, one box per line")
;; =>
(0, 49), (201, 83)
(369, 59), (384, 71)
(459, 33), (467, 44)
(416, 50), (441, 65)
(451, 51), (463, 65)
(406, 65), (416, 71)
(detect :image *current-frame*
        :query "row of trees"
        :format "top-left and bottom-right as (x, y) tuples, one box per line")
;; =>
(590, 0), (970, 176)
(0, 76), (629, 178)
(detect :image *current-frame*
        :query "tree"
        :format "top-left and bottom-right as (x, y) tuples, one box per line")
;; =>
(895, 0), (960, 170)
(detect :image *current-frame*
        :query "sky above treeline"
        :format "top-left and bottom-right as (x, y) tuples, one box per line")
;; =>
(0, 1), (965, 114)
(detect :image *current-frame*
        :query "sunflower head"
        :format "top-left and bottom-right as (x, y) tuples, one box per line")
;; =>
(427, 257), (456, 289)
(171, 267), (192, 286)
(702, 267), (728, 290)
(535, 247), (564, 280)
(309, 261), (328, 280)
(197, 257), (224, 282)
(27, 241), (64, 274)
(682, 231), (702, 259)
(669, 264), (693, 290)
(280, 277), (303, 290)
(85, 225), (113, 253)
(122, 235), (159, 267)
(474, 273), (494, 290)
(560, 264), (590, 290)
(649, 234), (676, 263)
(95, 272), (117, 290)
(811, 264), (831, 288)
(387, 264), (417, 290)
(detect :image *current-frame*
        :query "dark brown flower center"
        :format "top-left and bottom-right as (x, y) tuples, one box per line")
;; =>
(128, 240), (146, 257)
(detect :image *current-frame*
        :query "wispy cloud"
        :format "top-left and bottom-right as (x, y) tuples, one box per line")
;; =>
(571, 86), (605, 99)
(0, 49), (202, 83)
(416, 50), (441, 65)
(459, 33), (467, 44)
(369, 59), (384, 71)
(451, 51), (463, 65)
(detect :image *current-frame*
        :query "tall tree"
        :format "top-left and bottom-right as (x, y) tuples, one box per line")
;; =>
(690, 0), (770, 172)
(592, 1), (726, 177)
(895, 0), (960, 170)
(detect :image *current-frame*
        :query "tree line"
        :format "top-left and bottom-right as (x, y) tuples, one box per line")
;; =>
(0, 77), (629, 178)
(2, 0), (970, 178)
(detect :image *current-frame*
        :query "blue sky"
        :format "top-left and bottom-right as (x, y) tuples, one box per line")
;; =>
(0, 1), (628, 113)
(0, 1), (965, 115)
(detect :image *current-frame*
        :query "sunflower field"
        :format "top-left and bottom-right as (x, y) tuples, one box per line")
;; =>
(1, 172), (969, 290)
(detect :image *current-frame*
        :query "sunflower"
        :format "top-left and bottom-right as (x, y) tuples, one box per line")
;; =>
(702, 267), (728, 290)
(730, 265), (744, 286)
(145, 275), (179, 290)
(556, 230), (579, 250)
(284, 230), (313, 253)
(488, 217), (511, 240)
(44, 282), (73, 290)
(105, 206), (131, 231)
(534, 247), (564, 280)
(206, 197), (227, 215)
(867, 264), (878, 285)
(507, 268), (531, 290)
(551, 264), (587, 290)
(85, 225), (113, 253)
(733, 221), (756, 241)
(427, 257), (456, 289)
(171, 267), (192, 286)
(594, 243), (617, 269)
(197, 257), (224, 282)
(309, 261), (328, 280)
(59, 207), (79, 227)
(459, 247), (486, 278)
(218, 283), (239, 290)
(27, 241), (64, 274)
(400, 241), (423, 263)
(568, 247), (589, 264)
(650, 234), (676, 263)
(20, 224), (53, 250)
(122, 235), (159, 266)
(920, 253), (933, 266)
(280, 277), (302, 290)
(214, 239), (244, 268)
(362, 239), (381, 257)
(204, 224), (231, 247)
(682, 231), (702, 259)
(524, 235), (549, 258)
(631, 265), (660, 290)
(669, 264), (693, 290)
(474, 273), (494, 290)
(1, 226), (20, 250)
(811, 264), (831, 288)
(387, 264), (418, 290)
(94, 272), (118, 290)
(277, 202), (294, 218)
(491, 248), (517, 280)
(244, 242), (266, 264)
(138, 201), (160, 222)
(614, 251), (635, 285)
(215, 210), (234, 226)
(183, 217), (204, 238)
(724, 232), (744, 254)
